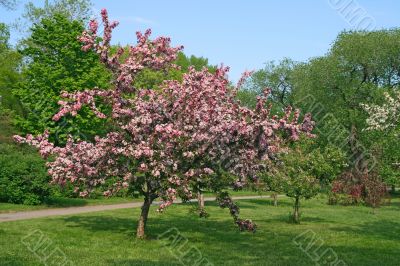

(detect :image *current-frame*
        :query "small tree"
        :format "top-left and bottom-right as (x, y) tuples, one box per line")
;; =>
(263, 139), (324, 223)
(15, 9), (314, 238)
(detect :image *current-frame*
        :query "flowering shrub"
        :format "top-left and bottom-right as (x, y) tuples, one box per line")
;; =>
(329, 171), (387, 208)
(362, 91), (400, 131)
(362, 92), (400, 192)
(329, 172), (363, 205)
(15, 9), (314, 238)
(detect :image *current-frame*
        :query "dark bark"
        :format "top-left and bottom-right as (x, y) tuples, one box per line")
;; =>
(136, 196), (153, 239)
(349, 124), (368, 174)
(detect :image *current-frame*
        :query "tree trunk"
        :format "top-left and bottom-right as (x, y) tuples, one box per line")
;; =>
(293, 196), (300, 223)
(349, 124), (367, 174)
(271, 193), (278, 206)
(197, 191), (208, 217)
(391, 184), (396, 194)
(198, 192), (205, 210)
(136, 196), (153, 239)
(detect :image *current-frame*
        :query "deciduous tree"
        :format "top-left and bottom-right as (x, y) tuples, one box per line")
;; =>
(15, 9), (314, 238)
(14, 14), (111, 144)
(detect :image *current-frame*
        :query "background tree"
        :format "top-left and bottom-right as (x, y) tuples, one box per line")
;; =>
(237, 58), (297, 110)
(0, 23), (22, 112)
(285, 30), (400, 200)
(133, 51), (216, 91)
(19, 0), (92, 30)
(245, 58), (296, 107)
(13, 14), (111, 144)
(0, 0), (16, 10)
(363, 90), (400, 192)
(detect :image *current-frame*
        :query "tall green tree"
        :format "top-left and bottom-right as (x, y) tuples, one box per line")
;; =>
(292, 29), (400, 180)
(0, 23), (22, 113)
(14, 14), (111, 143)
(245, 58), (297, 107)
(23, 0), (92, 24)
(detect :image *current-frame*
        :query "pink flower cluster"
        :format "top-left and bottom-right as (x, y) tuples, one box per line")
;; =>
(79, 9), (183, 93)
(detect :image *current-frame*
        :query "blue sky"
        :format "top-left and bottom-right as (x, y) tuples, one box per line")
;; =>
(1, 0), (400, 81)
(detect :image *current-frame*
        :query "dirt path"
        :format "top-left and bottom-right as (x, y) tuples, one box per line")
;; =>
(0, 195), (269, 222)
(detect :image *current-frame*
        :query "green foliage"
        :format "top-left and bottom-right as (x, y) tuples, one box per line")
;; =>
(133, 52), (216, 90)
(283, 29), (400, 186)
(0, 107), (50, 205)
(0, 143), (50, 205)
(0, 22), (10, 49)
(0, 23), (22, 114)
(245, 58), (297, 108)
(22, 0), (92, 25)
(264, 138), (345, 195)
(14, 14), (111, 144)
(291, 29), (400, 149)
(262, 138), (345, 222)
(236, 89), (258, 109)
(267, 143), (321, 200)
(369, 131), (400, 189)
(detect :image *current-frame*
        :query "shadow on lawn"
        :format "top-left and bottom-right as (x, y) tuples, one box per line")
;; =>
(63, 214), (136, 236)
(331, 219), (400, 243)
(387, 200), (400, 209)
(237, 198), (294, 208)
(0, 255), (29, 266)
(61, 207), (312, 265)
(328, 244), (400, 266)
(58, 199), (400, 265)
(107, 259), (181, 266)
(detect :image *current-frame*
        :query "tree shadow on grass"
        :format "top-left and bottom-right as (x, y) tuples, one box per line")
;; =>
(44, 197), (89, 207)
(260, 213), (330, 224)
(107, 259), (181, 266)
(330, 219), (400, 243)
(61, 211), (313, 265)
(237, 198), (294, 208)
(387, 200), (400, 209)
(63, 214), (136, 236)
(0, 255), (27, 266)
(326, 244), (400, 266)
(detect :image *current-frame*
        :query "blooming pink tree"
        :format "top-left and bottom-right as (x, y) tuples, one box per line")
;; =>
(15, 9), (314, 238)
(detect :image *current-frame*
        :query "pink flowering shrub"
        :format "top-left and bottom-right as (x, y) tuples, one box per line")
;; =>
(15, 9), (314, 238)
(329, 171), (387, 207)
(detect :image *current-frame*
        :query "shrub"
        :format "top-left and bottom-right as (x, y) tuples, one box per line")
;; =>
(329, 170), (388, 208)
(0, 143), (50, 205)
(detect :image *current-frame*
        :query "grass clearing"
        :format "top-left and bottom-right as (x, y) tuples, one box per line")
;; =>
(0, 195), (399, 265)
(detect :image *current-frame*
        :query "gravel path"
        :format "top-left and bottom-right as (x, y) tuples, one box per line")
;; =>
(0, 195), (269, 222)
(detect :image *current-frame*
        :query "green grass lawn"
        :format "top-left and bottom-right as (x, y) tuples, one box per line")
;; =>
(0, 195), (399, 266)
(0, 190), (266, 213)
